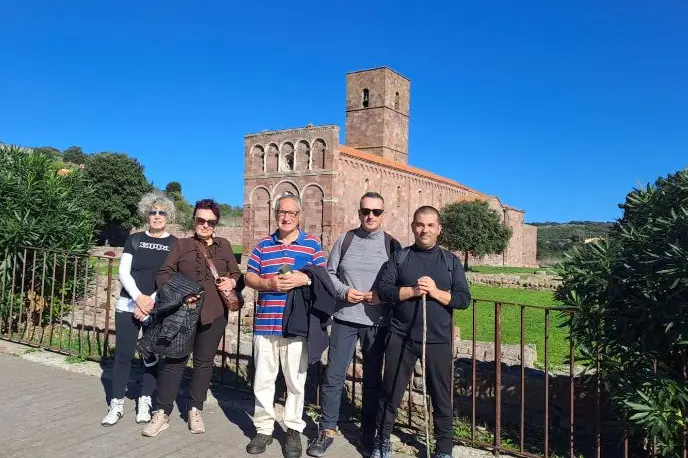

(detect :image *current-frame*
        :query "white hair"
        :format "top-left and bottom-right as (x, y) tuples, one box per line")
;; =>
(273, 192), (301, 212)
(138, 190), (176, 222)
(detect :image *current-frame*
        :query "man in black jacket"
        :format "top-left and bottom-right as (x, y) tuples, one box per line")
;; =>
(372, 206), (471, 458)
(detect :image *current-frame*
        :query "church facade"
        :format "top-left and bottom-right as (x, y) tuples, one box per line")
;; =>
(242, 67), (537, 267)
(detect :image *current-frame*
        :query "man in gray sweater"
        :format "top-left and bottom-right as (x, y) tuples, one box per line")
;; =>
(307, 192), (402, 458)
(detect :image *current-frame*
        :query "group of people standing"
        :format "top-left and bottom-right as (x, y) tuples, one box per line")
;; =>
(102, 189), (471, 458)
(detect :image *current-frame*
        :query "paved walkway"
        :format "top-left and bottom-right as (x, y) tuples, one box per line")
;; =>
(0, 353), (362, 458)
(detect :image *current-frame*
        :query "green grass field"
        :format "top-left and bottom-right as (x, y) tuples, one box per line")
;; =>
(456, 284), (573, 366)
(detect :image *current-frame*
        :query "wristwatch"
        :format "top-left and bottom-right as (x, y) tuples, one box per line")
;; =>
(306, 279), (312, 286)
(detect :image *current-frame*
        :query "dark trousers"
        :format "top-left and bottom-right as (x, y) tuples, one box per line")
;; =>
(111, 310), (158, 400)
(376, 332), (454, 455)
(319, 319), (387, 434)
(155, 314), (227, 415)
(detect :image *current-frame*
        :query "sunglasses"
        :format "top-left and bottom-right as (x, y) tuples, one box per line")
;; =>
(195, 217), (218, 228)
(359, 208), (384, 217)
(148, 210), (168, 217)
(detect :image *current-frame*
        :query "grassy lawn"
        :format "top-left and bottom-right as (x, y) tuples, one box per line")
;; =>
(469, 265), (561, 276)
(455, 284), (573, 366)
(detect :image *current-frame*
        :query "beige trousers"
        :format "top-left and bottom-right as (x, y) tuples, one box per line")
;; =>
(252, 335), (308, 434)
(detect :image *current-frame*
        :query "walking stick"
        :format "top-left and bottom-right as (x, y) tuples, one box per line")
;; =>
(421, 293), (430, 458)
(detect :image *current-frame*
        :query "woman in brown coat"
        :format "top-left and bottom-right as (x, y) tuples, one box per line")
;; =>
(142, 199), (242, 437)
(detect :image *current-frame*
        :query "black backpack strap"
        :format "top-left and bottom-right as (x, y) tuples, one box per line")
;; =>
(336, 230), (357, 277)
(384, 233), (402, 258)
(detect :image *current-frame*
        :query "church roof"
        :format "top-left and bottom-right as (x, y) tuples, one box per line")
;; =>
(338, 145), (525, 213)
(338, 144), (482, 194)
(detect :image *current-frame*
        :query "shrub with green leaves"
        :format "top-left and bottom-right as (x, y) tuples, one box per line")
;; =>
(557, 168), (688, 457)
(0, 144), (96, 330)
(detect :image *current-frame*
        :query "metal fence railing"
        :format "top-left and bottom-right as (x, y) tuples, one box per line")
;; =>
(0, 246), (683, 457)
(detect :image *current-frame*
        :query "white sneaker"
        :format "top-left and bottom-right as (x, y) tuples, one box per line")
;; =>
(101, 398), (124, 426)
(136, 396), (152, 424)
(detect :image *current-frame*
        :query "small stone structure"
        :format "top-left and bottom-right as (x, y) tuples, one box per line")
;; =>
(467, 272), (562, 290)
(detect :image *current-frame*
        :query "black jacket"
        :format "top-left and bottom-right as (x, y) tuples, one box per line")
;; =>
(283, 265), (337, 364)
(138, 272), (204, 360)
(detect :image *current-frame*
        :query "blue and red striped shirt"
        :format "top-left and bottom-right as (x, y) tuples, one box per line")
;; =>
(247, 230), (326, 336)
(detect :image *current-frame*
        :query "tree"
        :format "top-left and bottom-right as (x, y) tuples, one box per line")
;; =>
(62, 146), (87, 165)
(165, 181), (182, 194)
(83, 152), (153, 244)
(438, 200), (512, 270)
(556, 168), (688, 456)
(32, 146), (61, 161)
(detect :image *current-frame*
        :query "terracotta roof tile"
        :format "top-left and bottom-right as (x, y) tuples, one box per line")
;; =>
(338, 145), (482, 195)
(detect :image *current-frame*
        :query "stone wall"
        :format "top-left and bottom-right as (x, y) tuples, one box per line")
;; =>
(335, 151), (478, 248)
(161, 224), (243, 248)
(335, 151), (537, 267)
(467, 272), (562, 290)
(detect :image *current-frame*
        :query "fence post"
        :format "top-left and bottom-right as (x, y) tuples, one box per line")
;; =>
(103, 257), (113, 359)
(494, 302), (502, 453)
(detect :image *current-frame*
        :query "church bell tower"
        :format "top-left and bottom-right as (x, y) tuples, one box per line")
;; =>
(344, 67), (410, 164)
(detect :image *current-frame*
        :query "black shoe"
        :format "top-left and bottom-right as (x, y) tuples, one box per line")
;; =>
(358, 432), (375, 457)
(306, 429), (336, 457)
(283, 428), (303, 458)
(247, 433), (274, 454)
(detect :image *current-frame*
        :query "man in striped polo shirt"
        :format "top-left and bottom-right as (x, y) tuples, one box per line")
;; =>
(245, 193), (327, 458)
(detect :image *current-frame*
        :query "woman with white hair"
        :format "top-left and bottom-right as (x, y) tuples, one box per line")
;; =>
(102, 191), (178, 426)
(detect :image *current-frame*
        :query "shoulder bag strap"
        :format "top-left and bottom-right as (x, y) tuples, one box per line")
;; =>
(195, 239), (220, 281)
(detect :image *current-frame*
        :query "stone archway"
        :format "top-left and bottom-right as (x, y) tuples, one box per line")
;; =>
(295, 140), (310, 170)
(301, 184), (324, 241)
(311, 139), (326, 170)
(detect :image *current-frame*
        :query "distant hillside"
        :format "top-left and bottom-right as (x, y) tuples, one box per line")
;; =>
(532, 221), (614, 263)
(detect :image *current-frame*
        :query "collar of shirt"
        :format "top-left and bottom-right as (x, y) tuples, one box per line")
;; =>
(271, 229), (305, 246)
(355, 226), (384, 239)
(194, 234), (219, 247)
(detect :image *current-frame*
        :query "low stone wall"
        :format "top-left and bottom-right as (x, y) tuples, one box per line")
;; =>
(466, 272), (562, 290)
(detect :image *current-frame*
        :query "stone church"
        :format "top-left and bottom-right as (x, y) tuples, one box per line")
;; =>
(241, 67), (537, 267)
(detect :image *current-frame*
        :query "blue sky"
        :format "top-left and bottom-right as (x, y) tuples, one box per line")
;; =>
(1, 0), (686, 223)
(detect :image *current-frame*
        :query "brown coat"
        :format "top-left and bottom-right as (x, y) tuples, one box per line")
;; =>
(157, 236), (241, 325)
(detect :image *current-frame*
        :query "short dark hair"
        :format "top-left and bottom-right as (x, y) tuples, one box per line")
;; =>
(360, 191), (384, 207)
(193, 199), (220, 221)
(413, 205), (440, 223)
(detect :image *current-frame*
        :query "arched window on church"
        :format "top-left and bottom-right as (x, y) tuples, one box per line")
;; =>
(364, 178), (369, 191)
(396, 186), (401, 207)
(394, 92), (399, 110)
(362, 88), (369, 108)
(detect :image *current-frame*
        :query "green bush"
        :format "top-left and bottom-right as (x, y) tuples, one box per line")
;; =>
(557, 168), (688, 457)
(0, 144), (96, 331)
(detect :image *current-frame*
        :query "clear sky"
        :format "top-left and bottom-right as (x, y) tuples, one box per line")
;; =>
(1, 0), (686, 223)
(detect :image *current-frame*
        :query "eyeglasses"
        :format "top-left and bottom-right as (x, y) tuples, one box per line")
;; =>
(195, 217), (218, 228)
(360, 208), (384, 217)
(148, 210), (168, 217)
(276, 210), (299, 218)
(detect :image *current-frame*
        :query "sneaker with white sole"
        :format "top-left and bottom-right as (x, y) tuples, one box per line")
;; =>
(142, 410), (169, 437)
(136, 396), (152, 424)
(188, 407), (205, 434)
(101, 398), (124, 426)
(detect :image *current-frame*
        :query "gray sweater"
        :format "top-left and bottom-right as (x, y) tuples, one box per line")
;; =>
(327, 227), (395, 326)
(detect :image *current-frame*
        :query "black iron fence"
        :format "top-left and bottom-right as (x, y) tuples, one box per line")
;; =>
(0, 246), (682, 458)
